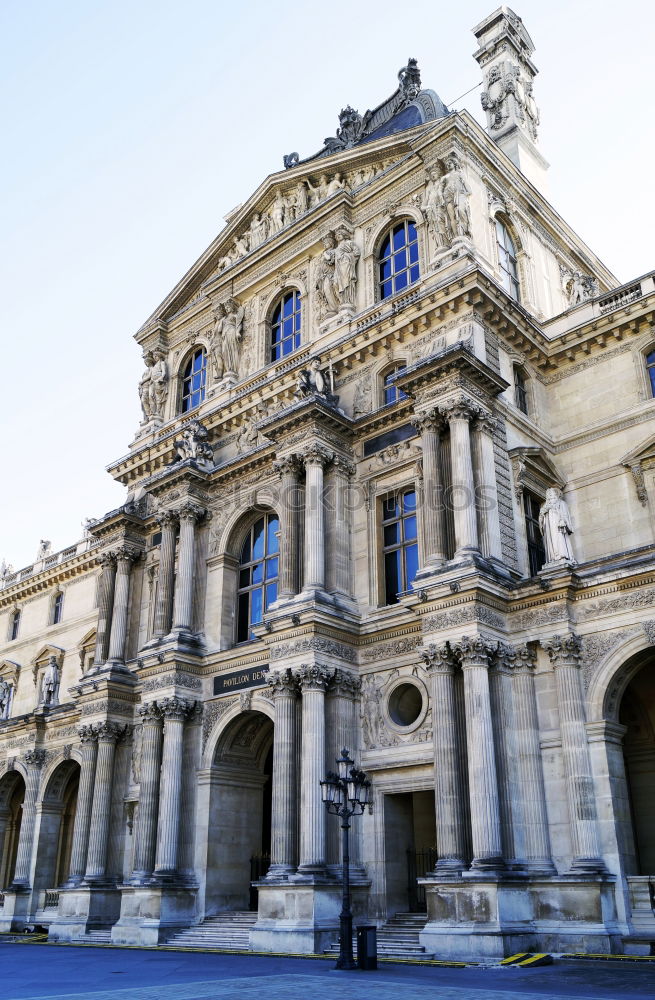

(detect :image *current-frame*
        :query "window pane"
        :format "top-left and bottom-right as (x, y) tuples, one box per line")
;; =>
(266, 556), (279, 580)
(265, 582), (278, 608)
(395, 270), (408, 291)
(283, 294), (294, 317)
(384, 551), (401, 605)
(649, 366), (655, 398)
(237, 595), (250, 643)
(407, 222), (417, 241)
(405, 543), (419, 587)
(394, 249), (407, 272)
(250, 588), (263, 625)
(380, 235), (391, 258)
(647, 351), (655, 366)
(403, 490), (417, 512)
(404, 515), (417, 541)
(239, 568), (250, 588)
(393, 225), (406, 250)
(409, 240), (419, 263)
(409, 264), (420, 284)
(252, 562), (263, 584)
(380, 259), (392, 280)
(383, 496), (400, 519)
(252, 519), (265, 561)
(381, 280), (393, 299)
(267, 516), (279, 553)
(384, 523), (399, 546)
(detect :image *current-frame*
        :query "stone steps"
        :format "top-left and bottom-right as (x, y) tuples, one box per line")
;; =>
(82, 930), (113, 944)
(325, 912), (429, 959)
(165, 911), (257, 950)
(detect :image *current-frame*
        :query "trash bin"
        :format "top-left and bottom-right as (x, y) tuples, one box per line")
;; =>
(356, 924), (377, 970)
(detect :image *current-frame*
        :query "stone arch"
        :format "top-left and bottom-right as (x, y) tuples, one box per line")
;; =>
(202, 695), (274, 771)
(587, 630), (652, 723)
(0, 768), (25, 888)
(34, 757), (80, 894)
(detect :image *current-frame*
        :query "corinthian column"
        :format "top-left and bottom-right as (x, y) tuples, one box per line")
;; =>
(153, 511), (178, 637)
(130, 702), (164, 882)
(296, 663), (331, 876)
(441, 397), (479, 557)
(421, 643), (466, 873)
(172, 502), (206, 635)
(326, 670), (361, 870)
(471, 412), (503, 562)
(510, 644), (554, 873)
(265, 669), (299, 878)
(412, 410), (447, 571)
(66, 726), (99, 884)
(273, 456), (302, 599)
(154, 697), (193, 877)
(302, 445), (333, 593)
(85, 722), (122, 882)
(544, 634), (605, 873)
(455, 636), (503, 871)
(327, 458), (355, 600)
(11, 748), (46, 886)
(107, 547), (140, 664)
(93, 553), (117, 667)
(488, 644), (518, 865)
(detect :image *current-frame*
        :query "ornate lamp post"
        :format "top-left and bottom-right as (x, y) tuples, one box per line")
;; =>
(320, 747), (372, 970)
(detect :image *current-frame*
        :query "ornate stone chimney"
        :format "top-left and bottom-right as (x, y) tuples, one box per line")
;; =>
(472, 7), (549, 188)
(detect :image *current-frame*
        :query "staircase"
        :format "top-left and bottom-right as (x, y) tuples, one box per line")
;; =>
(81, 929), (113, 944)
(325, 912), (428, 959)
(165, 911), (257, 950)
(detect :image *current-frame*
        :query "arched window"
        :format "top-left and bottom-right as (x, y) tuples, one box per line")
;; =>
(378, 220), (419, 301)
(381, 489), (418, 605)
(495, 218), (520, 300)
(271, 290), (301, 362)
(181, 348), (207, 412)
(237, 513), (280, 642)
(383, 365), (408, 406)
(646, 350), (655, 397)
(9, 610), (20, 642)
(513, 366), (528, 414)
(52, 593), (63, 626)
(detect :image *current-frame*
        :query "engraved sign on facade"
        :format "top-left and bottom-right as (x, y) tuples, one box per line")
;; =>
(213, 666), (269, 696)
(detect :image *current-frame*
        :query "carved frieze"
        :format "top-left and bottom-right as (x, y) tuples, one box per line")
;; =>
(269, 637), (355, 662)
(202, 696), (239, 752)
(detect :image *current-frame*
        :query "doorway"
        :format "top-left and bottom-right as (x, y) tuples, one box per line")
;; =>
(384, 790), (435, 914)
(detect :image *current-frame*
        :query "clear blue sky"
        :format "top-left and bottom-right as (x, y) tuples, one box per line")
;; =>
(1, 0), (653, 570)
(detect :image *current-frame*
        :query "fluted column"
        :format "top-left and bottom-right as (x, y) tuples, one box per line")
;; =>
(107, 547), (139, 663)
(441, 397), (479, 556)
(326, 670), (361, 869)
(471, 412), (503, 562)
(328, 458), (355, 599)
(510, 644), (555, 873)
(11, 748), (46, 886)
(488, 644), (518, 865)
(273, 456), (302, 599)
(421, 643), (466, 873)
(296, 663), (331, 876)
(130, 702), (164, 882)
(413, 410), (447, 570)
(455, 636), (503, 871)
(265, 669), (299, 877)
(544, 634), (605, 873)
(302, 445), (333, 592)
(85, 722), (122, 882)
(154, 697), (193, 877)
(93, 554), (117, 667)
(172, 502), (205, 634)
(153, 511), (178, 637)
(66, 726), (99, 884)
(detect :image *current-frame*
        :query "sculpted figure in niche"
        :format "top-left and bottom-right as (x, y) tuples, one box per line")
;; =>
(421, 163), (448, 249)
(149, 349), (168, 418)
(293, 180), (310, 218)
(248, 212), (269, 249)
(539, 488), (576, 565)
(333, 226), (360, 309)
(315, 232), (341, 318)
(441, 153), (472, 242)
(326, 172), (346, 196)
(41, 656), (60, 707)
(221, 298), (245, 376)
(234, 232), (250, 257)
(270, 191), (286, 233)
(173, 419), (214, 467)
(307, 174), (329, 206)
(138, 353), (154, 422)
(209, 303), (226, 379)
(0, 678), (12, 719)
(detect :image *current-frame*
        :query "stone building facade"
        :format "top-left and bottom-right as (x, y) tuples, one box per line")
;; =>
(0, 8), (654, 959)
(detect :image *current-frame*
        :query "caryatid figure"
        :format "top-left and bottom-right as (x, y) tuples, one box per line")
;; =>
(315, 232), (340, 318)
(333, 226), (360, 309)
(221, 298), (245, 376)
(441, 153), (472, 242)
(148, 350), (168, 419)
(421, 164), (448, 249)
(138, 353), (154, 422)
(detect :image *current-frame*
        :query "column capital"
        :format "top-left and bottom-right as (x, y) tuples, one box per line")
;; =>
(23, 748), (47, 769)
(542, 632), (583, 667)
(98, 551), (117, 569)
(453, 634), (496, 669)
(176, 500), (207, 524)
(95, 721), (125, 743)
(332, 455), (356, 478)
(159, 695), (195, 719)
(329, 669), (361, 697)
(295, 662), (333, 691)
(420, 642), (455, 674)
(510, 642), (538, 672)
(112, 545), (141, 567)
(301, 443), (334, 468)
(265, 668), (299, 696)
(473, 410), (497, 436)
(138, 701), (164, 722)
(77, 724), (99, 744)
(155, 509), (179, 529)
(411, 408), (443, 434)
(439, 394), (478, 423)
(273, 454), (302, 478)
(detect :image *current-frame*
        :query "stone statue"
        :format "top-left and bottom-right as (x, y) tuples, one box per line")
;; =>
(293, 180), (310, 217)
(234, 232), (249, 257)
(333, 226), (360, 309)
(398, 58), (421, 101)
(421, 164), (448, 249)
(221, 298), (245, 376)
(149, 350), (168, 418)
(36, 540), (52, 561)
(270, 191), (286, 233)
(138, 353), (154, 422)
(173, 419), (214, 469)
(326, 172), (346, 196)
(40, 656), (60, 707)
(0, 559), (14, 581)
(81, 517), (95, 538)
(209, 303), (226, 379)
(441, 153), (472, 242)
(307, 174), (329, 206)
(0, 678), (12, 720)
(315, 232), (340, 318)
(248, 212), (269, 249)
(561, 268), (596, 306)
(538, 488), (576, 565)
(236, 416), (259, 455)
(294, 358), (337, 405)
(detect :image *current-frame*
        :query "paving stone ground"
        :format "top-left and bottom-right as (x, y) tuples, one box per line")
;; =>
(1, 944), (653, 1000)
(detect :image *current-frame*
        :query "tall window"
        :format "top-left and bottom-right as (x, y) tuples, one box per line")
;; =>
(514, 366), (528, 414)
(646, 351), (655, 397)
(382, 490), (418, 605)
(383, 365), (408, 406)
(9, 610), (20, 641)
(52, 593), (63, 625)
(378, 220), (419, 301)
(181, 348), (207, 412)
(496, 219), (520, 301)
(524, 491), (546, 576)
(271, 290), (301, 362)
(237, 514), (280, 642)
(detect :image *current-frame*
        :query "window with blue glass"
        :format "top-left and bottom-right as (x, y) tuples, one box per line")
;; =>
(237, 513), (280, 642)
(646, 351), (655, 397)
(382, 489), (418, 605)
(496, 219), (520, 301)
(9, 610), (20, 641)
(271, 290), (301, 362)
(514, 366), (528, 414)
(383, 365), (408, 406)
(52, 593), (63, 625)
(378, 220), (420, 300)
(181, 348), (207, 412)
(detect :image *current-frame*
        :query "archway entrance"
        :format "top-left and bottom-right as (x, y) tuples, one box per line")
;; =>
(0, 771), (26, 889)
(207, 710), (273, 915)
(619, 656), (655, 875)
(33, 759), (80, 905)
(384, 790), (435, 914)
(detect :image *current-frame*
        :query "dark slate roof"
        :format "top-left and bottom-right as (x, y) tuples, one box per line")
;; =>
(282, 59), (450, 169)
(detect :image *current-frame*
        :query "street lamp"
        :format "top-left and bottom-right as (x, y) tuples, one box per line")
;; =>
(320, 747), (372, 970)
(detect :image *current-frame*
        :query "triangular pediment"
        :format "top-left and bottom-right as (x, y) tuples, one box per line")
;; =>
(622, 432), (655, 468)
(509, 446), (566, 499)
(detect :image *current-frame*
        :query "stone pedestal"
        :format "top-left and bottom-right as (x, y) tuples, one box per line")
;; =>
(250, 881), (370, 954)
(111, 884), (198, 946)
(48, 885), (122, 941)
(0, 887), (32, 933)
